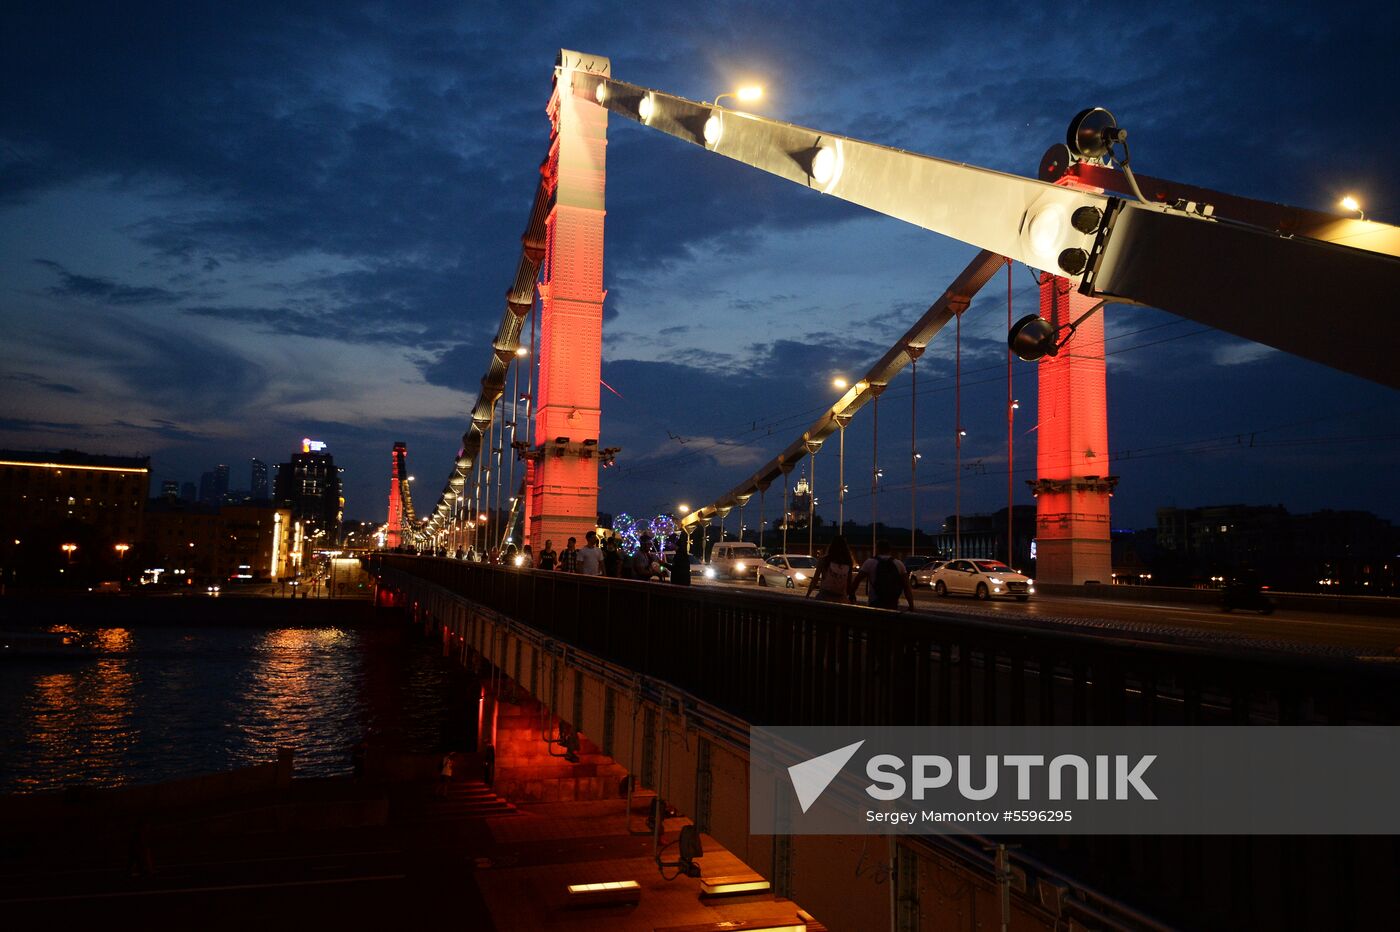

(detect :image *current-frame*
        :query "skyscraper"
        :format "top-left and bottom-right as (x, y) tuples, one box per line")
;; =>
(161, 479), (180, 499)
(250, 458), (269, 500)
(274, 439), (342, 545)
(213, 464), (230, 503)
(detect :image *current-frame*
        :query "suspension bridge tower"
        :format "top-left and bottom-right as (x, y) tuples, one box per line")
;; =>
(386, 441), (413, 549)
(1032, 172), (1116, 584)
(525, 51), (610, 549)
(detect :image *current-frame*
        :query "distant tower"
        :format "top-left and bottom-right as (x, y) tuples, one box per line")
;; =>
(527, 50), (610, 548)
(214, 464), (230, 502)
(250, 458), (269, 500)
(386, 442), (414, 548)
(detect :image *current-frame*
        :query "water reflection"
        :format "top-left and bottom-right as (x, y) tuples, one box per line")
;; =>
(0, 619), (474, 794)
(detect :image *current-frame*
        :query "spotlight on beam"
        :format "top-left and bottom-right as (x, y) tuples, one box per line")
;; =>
(1008, 314), (1060, 361)
(1009, 299), (1109, 362)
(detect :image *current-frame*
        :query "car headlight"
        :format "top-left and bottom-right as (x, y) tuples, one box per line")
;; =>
(735, 562), (746, 572)
(704, 567), (716, 579)
(794, 572), (807, 581)
(988, 577), (1004, 584)
(1027, 579), (1034, 586)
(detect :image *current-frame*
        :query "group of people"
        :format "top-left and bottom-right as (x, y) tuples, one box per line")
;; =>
(507, 531), (689, 584)
(449, 529), (912, 608)
(803, 536), (917, 611)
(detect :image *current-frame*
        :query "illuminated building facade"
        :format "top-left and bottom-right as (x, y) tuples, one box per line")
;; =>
(274, 439), (343, 547)
(0, 449), (149, 558)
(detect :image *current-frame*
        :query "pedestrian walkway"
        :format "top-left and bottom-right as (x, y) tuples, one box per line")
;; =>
(1, 772), (819, 930)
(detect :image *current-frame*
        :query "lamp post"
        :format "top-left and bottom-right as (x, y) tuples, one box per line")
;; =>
(1340, 195), (1365, 221)
(1008, 399), (1019, 568)
(832, 377), (848, 533)
(61, 543), (77, 563)
(713, 85), (763, 108)
(114, 543), (130, 560)
(678, 504), (691, 556)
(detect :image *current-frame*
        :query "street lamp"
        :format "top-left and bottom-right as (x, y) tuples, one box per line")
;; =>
(1340, 195), (1365, 221)
(61, 543), (77, 562)
(114, 543), (130, 559)
(714, 85), (763, 108)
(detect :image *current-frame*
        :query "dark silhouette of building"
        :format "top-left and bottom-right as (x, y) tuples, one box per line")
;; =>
(250, 458), (269, 500)
(0, 449), (149, 585)
(1154, 503), (1398, 593)
(275, 440), (343, 546)
(160, 479), (180, 500)
(180, 481), (197, 503)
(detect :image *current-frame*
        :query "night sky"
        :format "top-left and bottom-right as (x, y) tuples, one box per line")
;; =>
(3, 2), (1398, 532)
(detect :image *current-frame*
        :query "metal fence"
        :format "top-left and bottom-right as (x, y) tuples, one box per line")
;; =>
(375, 555), (1400, 728)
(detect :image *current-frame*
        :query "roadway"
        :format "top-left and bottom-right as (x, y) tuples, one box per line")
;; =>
(695, 576), (1400, 655)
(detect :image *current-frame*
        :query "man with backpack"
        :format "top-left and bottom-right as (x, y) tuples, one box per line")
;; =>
(851, 540), (916, 611)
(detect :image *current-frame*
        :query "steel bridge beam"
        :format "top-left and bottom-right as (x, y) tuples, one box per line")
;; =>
(573, 72), (1400, 389)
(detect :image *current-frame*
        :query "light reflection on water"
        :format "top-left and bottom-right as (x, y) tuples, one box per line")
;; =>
(0, 620), (474, 794)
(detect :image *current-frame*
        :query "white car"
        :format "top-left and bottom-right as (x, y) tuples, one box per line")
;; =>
(756, 554), (817, 589)
(931, 559), (1034, 601)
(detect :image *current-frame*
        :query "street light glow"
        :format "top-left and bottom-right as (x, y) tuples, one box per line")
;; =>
(1340, 195), (1364, 220)
(832, 377), (848, 390)
(678, 503), (690, 514)
(515, 346), (529, 356)
(735, 85), (763, 103)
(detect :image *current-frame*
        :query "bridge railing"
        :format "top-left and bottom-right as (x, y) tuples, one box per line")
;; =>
(373, 555), (1400, 727)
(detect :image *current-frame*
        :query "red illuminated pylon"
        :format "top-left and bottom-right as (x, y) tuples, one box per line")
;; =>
(527, 52), (611, 549)
(387, 442), (408, 548)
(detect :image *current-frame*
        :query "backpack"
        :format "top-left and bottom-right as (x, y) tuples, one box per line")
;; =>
(820, 560), (850, 595)
(872, 557), (903, 608)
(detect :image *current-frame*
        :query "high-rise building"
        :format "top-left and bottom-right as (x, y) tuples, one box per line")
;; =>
(213, 464), (230, 502)
(198, 470), (216, 505)
(161, 479), (180, 499)
(274, 439), (342, 546)
(180, 482), (197, 503)
(250, 458), (269, 500)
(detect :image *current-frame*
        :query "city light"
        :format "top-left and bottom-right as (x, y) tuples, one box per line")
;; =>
(61, 543), (77, 561)
(515, 346), (529, 357)
(1340, 195), (1364, 220)
(114, 543), (130, 558)
(832, 377), (848, 390)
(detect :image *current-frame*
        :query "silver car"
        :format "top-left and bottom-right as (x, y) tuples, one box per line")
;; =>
(910, 559), (945, 589)
(756, 554), (818, 589)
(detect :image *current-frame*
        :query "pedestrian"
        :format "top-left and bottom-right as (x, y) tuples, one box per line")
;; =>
(631, 534), (657, 580)
(807, 534), (855, 603)
(520, 544), (534, 568)
(482, 743), (496, 786)
(577, 530), (604, 576)
(438, 752), (455, 796)
(850, 539), (916, 610)
(538, 540), (557, 571)
(558, 537), (579, 573)
(669, 540), (691, 586)
(602, 536), (621, 577)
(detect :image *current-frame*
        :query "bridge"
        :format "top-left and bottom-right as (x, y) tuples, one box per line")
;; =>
(373, 50), (1400, 930)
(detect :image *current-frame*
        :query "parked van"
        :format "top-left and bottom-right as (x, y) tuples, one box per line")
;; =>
(708, 542), (764, 580)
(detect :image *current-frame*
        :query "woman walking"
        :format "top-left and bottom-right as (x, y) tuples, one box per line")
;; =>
(806, 535), (855, 603)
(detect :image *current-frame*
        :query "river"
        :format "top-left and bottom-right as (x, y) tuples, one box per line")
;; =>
(0, 612), (476, 794)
